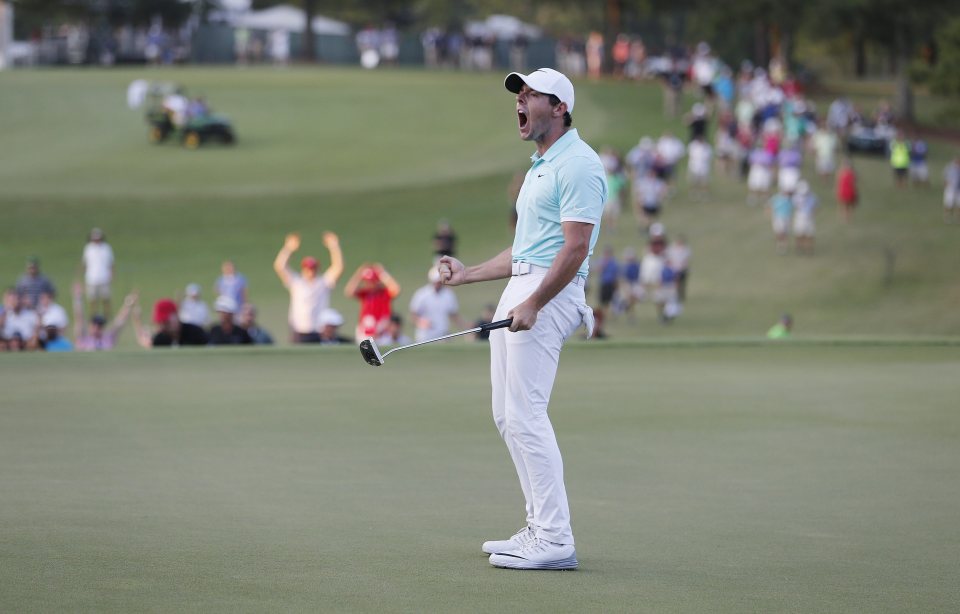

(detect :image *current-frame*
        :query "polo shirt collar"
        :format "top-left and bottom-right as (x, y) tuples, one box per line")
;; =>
(530, 128), (580, 163)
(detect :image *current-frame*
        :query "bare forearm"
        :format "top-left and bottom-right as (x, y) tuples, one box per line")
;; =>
(526, 244), (587, 310)
(326, 243), (344, 280)
(273, 248), (292, 273)
(462, 248), (513, 284)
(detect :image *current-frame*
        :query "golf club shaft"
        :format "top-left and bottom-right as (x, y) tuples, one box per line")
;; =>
(382, 318), (512, 360)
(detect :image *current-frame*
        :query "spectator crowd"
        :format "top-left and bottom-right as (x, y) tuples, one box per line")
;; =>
(582, 39), (956, 336)
(1, 224), (484, 352)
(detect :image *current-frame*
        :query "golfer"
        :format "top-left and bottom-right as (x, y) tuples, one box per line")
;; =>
(439, 68), (606, 570)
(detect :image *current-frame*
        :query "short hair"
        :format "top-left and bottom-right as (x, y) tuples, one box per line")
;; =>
(547, 94), (573, 127)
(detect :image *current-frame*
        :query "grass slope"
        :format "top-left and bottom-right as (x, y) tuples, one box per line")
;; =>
(1, 67), (958, 344)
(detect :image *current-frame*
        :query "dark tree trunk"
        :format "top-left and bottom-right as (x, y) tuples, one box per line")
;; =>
(894, 24), (914, 122)
(896, 55), (915, 122)
(302, 0), (317, 62)
(604, 0), (623, 74)
(753, 19), (769, 68)
(854, 32), (866, 76)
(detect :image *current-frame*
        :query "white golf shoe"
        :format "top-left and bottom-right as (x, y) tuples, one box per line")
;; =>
(488, 538), (578, 570)
(481, 525), (536, 555)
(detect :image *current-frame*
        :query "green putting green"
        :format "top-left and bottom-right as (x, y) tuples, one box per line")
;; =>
(1, 343), (958, 612)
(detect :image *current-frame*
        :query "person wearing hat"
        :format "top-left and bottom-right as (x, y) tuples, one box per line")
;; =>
(409, 266), (466, 343)
(315, 308), (351, 345)
(135, 298), (208, 348)
(72, 283), (138, 351)
(208, 295), (252, 345)
(438, 68), (606, 570)
(344, 263), (401, 340)
(273, 231), (343, 343)
(178, 283), (209, 327)
(81, 227), (115, 320)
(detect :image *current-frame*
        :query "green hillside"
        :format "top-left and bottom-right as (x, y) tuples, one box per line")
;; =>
(1, 67), (958, 342)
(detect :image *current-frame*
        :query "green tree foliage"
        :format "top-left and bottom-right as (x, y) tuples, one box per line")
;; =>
(930, 17), (960, 96)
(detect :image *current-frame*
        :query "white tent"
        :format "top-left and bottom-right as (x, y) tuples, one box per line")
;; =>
(464, 14), (542, 40)
(230, 5), (349, 35)
(0, 0), (12, 70)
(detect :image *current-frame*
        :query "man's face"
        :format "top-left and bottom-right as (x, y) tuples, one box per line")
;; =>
(3, 292), (18, 311)
(516, 84), (561, 142)
(239, 306), (255, 327)
(161, 314), (180, 333)
(302, 266), (317, 280)
(26, 263), (38, 277)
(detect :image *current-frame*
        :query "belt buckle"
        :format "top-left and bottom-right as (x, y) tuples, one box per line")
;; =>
(513, 261), (531, 276)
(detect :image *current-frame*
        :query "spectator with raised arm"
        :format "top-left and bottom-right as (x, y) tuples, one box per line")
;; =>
(344, 263), (401, 340)
(72, 283), (138, 351)
(273, 232), (343, 343)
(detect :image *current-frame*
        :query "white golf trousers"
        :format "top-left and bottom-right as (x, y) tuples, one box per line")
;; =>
(489, 269), (590, 546)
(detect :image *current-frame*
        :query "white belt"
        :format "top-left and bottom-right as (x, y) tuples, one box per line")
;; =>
(512, 261), (586, 287)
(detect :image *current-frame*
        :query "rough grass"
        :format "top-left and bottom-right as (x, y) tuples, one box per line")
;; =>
(1, 67), (958, 345)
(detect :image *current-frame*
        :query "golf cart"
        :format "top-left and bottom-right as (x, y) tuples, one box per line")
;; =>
(846, 121), (894, 156)
(129, 80), (236, 149)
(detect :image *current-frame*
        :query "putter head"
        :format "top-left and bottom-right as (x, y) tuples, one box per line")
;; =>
(359, 337), (384, 366)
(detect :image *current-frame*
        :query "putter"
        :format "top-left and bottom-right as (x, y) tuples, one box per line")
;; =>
(359, 318), (513, 366)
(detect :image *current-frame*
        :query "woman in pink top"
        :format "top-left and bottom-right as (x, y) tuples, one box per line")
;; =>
(73, 284), (138, 351)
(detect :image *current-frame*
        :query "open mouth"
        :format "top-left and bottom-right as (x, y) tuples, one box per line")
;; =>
(518, 110), (528, 129)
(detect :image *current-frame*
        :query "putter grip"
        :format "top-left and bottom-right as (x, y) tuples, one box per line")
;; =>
(480, 318), (513, 332)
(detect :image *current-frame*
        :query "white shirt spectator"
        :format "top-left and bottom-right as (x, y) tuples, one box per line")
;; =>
(635, 175), (666, 207)
(40, 301), (69, 330)
(288, 274), (332, 334)
(409, 284), (459, 342)
(692, 55), (716, 87)
(666, 243), (691, 273)
(163, 94), (189, 127)
(687, 140), (713, 177)
(3, 308), (38, 339)
(640, 252), (665, 286)
(83, 242), (114, 286)
(656, 135), (685, 167)
(625, 138), (655, 176)
(179, 297), (209, 327)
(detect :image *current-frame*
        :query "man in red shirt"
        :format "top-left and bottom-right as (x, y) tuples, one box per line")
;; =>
(344, 263), (401, 340)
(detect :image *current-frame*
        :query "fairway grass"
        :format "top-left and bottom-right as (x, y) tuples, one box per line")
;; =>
(2, 67), (959, 343)
(2, 343), (958, 612)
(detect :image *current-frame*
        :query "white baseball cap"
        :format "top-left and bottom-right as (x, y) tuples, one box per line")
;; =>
(214, 295), (238, 314)
(318, 308), (344, 328)
(504, 68), (575, 113)
(42, 308), (68, 330)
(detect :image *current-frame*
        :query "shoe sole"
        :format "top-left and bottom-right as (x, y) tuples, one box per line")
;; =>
(482, 543), (524, 555)
(489, 554), (579, 570)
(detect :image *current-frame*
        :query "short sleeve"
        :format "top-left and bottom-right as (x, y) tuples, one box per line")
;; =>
(557, 156), (606, 224)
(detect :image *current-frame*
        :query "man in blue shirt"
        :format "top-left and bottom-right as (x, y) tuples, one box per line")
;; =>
(439, 68), (606, 570)
(595, 245), (620, 338)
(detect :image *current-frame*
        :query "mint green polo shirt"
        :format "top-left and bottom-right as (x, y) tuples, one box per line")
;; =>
(511, 129), (607, 278)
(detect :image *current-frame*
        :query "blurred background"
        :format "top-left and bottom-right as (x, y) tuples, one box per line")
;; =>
(1, 0), (959, 350)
